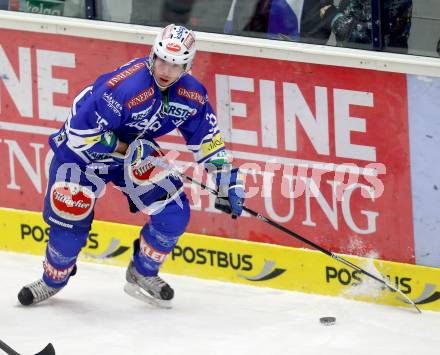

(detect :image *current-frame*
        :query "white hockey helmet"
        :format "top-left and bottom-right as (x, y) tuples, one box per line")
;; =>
(150, 24), (196, 72)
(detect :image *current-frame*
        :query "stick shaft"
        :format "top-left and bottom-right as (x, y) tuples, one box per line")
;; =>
(0, 340), (20, 355)
(143, 154), (420, 312)
(180, 172), (420, 313)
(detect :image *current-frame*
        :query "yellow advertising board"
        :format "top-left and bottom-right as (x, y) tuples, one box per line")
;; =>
(1, 207), (439, 312)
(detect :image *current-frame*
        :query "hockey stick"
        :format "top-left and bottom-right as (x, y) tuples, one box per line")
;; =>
(141, 148), (421, 313)
(0, 340), (55, 355)
(223, 0), (237, 34)
(181, 172), (421, 313)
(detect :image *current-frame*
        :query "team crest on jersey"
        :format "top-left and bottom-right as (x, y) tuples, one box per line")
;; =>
(50, 182), (95, 221)
(126, 86), (155, 109)
(107, 62), (146, 88)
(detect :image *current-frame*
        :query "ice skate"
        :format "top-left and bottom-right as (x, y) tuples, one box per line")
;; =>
(17, 279), (63, 306)
(124, 261), (174, 309)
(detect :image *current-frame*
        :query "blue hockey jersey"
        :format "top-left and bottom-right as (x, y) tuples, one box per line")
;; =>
(49, 57), (226, 167)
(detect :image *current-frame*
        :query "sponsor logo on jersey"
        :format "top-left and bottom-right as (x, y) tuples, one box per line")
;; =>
(140, 235), (167, 263)
(166, 43), (181, 52)
(126, 119), (162, 132)
(43, 258), (75, 281)
(48, 217), (73, 229)
(50, 182), (95, 221)
(125, 103), (164, 132)
(126, 86), (155, 109)
(107, 62), (146, 88)
(125, 117), (162, 131)
(131, 101), (155, 120)
(130, 150), (169, 186)
(166, 102), (196, 127)
(84, 151), (111, 161)
(200, 133), (225, 158)
(166, 102), (196, 118)
(177, 87), (206, 105)
(102, 92), (123, 116)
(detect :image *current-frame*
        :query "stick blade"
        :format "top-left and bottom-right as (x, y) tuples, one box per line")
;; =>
(395, 294), (422, 314)
(34, 343), (55, 355)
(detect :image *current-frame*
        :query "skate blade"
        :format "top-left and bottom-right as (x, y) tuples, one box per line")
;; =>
(123, 282), (172, 309)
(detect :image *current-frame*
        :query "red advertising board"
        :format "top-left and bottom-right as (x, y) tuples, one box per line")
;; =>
(0, 29), (414, 263)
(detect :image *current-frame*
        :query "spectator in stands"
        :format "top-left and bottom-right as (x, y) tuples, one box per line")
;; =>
(161, 0), (195, 24)
(243, 0), (335, 45)
(321, 0), (413, 52)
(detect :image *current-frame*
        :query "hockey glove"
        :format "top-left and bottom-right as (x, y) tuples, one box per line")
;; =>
(112, 139), (168, 185)
(210, 165), (245, 219)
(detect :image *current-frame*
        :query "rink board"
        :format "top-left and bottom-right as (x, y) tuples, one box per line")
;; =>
(0, 19), (417, 265)
(1, 207), (439, 312)
(0, 10), (439, 268)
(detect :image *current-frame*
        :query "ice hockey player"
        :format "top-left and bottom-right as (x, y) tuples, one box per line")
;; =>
(17, 24), (245, 308)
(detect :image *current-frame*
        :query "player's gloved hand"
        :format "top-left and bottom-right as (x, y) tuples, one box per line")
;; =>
(111, 139), (158, 165)
(128, 139), (158, 167)
(212, 165), (245, 219)
(112, 139), (167, 185)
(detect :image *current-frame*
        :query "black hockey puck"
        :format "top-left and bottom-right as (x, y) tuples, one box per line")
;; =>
(319, 316), (336, 326)
(18, 287), (34, 306)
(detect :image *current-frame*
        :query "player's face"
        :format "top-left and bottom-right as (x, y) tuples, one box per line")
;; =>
(153, 57), (185, 89)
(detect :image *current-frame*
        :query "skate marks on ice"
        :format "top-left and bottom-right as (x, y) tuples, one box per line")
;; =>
(1, 252), (439, 355)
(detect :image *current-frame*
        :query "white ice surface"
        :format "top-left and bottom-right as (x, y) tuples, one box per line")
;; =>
(1, 251), (439, 355)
